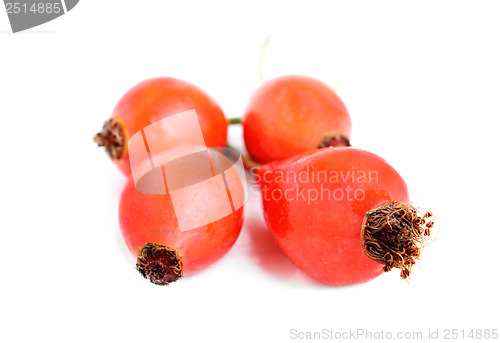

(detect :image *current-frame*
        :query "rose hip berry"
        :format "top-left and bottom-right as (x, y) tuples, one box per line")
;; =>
(119, 147), (245, 285)
(257, 147), (433, 286)
(94, 77), (228, 175)
(119, 177), (244, 285)
(242, 75), (351, 164)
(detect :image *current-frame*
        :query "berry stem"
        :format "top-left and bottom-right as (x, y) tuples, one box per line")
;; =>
(259, 35), (272, 83)
(94, 118), (128, 161)
(228, 117), (242, 125)
(136, 243), (183, 285)
(360, 201), (434, 279)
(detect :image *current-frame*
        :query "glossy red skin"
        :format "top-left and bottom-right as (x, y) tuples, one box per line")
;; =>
(258, 148), (409, 286)
(119, 178), (244, 275)
(111, 78), (228, 175)
(243, 75), (351, 164)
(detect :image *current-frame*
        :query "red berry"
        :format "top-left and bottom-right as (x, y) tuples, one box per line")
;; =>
(243, 75), (351, 164)
(119, 148), (245, 285)
(94, 77), (228, 175)
(257, 147), (433, 286)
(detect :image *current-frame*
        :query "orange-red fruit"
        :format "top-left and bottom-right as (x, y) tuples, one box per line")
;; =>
(258, 148), (409, 286)
(243, 75), (351, 164)
(98, 77), (228, 175)
(119, 178), (244, 276)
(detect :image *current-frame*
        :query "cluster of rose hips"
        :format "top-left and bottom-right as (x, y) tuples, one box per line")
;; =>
(95, 76), (434, 286)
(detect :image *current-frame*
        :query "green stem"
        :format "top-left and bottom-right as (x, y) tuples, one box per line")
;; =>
(259, 35), (272, 83)
(229, 118), (242, 125)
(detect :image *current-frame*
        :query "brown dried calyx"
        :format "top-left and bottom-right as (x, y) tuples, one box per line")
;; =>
(136, 243), (183, 285)
(361, 201), (434, 279)
(93, 118), (128, 161)
(317, 133), (351, 149)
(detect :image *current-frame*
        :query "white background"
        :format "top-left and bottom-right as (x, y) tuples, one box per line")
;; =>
(1, 1), (499, 342)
